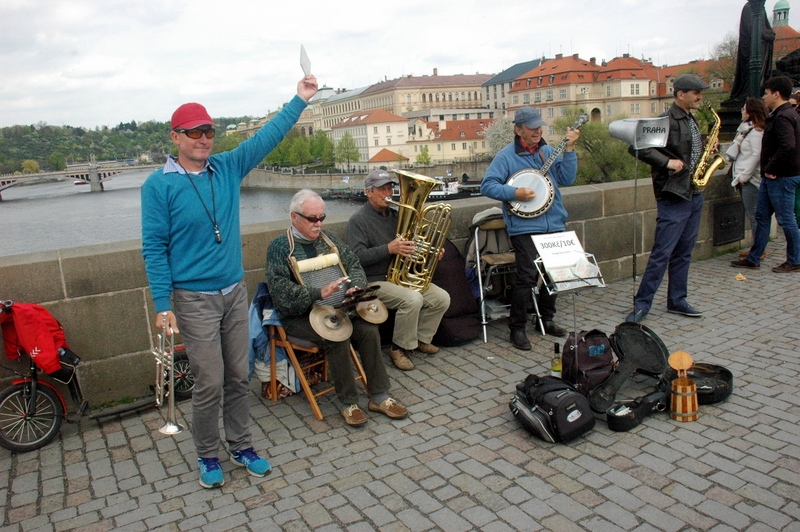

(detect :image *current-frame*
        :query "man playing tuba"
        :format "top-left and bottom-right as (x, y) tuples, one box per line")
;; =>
(266, 189), (408, 426)
(347, 170), (450, 371)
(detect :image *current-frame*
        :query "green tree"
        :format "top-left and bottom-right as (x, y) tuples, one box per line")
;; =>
(335, 132), (360, 170)
(483, 115), (515, 157)
(48, 152), (66, 171)
(554, 108), (638, 184)
(416, 145), (432, 165)
(287, 134), (312, 166)
(212, 132), (243, 154)
(21, 159), (40, 173)
(310, 130), (334, 165)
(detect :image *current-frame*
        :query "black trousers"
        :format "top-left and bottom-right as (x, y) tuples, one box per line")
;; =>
(509, 234), (557, 331)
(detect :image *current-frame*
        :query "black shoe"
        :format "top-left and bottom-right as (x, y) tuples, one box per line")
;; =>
(731, 258), (759, 269)
(625, 308), (648, 324)
(542, 321), (567, 337)
(772, 262), (800, 273)
(667, 303), (702, 318)
(510, 329), (531, 351)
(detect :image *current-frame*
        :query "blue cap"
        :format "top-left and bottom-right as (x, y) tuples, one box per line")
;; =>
(513, 106), (546, 129)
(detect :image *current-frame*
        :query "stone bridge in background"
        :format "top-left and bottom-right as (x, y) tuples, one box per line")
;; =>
(0, 163), (160, 199)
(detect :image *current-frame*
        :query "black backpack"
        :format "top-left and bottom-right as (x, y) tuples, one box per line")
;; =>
(509, 374), (595, 443)
(431, 240), (481, 346)
(562, 329), (616, 396)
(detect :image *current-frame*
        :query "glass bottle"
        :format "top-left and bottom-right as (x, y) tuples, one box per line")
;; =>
(550, 342), (562, 378)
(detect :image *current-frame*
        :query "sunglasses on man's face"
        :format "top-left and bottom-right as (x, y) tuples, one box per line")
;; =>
(176, 128), (216, 139)
(294, 212), (326, 224)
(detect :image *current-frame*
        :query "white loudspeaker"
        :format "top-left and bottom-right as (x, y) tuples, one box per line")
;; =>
(608, 117), (670, 149)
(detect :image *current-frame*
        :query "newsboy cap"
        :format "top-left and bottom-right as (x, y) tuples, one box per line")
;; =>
(365, 169), (395, 189)
(513, 106), (546, 129)
(672, 74), (709, 93)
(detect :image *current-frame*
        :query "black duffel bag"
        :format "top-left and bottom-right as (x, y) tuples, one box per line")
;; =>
(509, 374), (595, 443)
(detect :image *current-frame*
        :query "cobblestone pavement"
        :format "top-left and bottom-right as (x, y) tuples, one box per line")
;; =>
(1, 242), (799, 532)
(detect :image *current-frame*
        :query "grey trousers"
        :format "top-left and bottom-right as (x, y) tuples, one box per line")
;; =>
(173, 281), (252, 458)
(285, 317), (390, 406)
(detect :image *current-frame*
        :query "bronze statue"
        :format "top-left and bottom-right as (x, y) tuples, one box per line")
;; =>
(722, 0), (775, 108)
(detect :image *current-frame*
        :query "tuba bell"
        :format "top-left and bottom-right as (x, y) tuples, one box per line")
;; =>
(385, 170), (452, 292)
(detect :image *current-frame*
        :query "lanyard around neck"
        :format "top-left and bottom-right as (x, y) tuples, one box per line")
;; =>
(185, 171), (221, 244)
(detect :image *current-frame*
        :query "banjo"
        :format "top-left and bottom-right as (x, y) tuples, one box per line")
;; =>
(506, 113), (589, 218)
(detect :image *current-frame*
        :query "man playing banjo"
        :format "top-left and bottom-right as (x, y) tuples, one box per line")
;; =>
(480, 106), (581, 351)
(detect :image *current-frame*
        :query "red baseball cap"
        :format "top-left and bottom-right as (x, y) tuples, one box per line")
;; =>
(170, 102), (217, 130)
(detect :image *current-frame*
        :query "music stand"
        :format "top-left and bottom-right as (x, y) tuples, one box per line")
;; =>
(532, 231), (605, 340)
(608, 117), (669, 315)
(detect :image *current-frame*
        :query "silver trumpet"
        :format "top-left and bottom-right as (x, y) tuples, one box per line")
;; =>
(153, 312), (185, 435)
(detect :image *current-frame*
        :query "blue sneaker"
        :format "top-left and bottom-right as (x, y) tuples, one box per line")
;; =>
(198, 457), (224, 489)
(230, 447), (271, 477)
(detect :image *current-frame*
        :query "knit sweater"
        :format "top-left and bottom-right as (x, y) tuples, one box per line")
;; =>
(265, 231), (368, 327)
(346, 202), (397, 282)
(141, 96), (307, 312)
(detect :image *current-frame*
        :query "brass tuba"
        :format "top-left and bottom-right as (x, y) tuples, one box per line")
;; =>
(385, 170), (452, 292)
(691, 104), (727, 190)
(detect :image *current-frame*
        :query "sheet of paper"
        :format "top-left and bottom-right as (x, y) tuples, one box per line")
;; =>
(300, 45), (311, 75)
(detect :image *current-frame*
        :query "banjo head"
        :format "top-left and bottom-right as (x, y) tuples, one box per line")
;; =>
(506, 169), (555, 218)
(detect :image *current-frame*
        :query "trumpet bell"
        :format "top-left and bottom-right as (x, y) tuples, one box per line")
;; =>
(310, 306), (353, 342)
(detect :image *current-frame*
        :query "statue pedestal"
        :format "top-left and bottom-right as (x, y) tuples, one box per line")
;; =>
(717, 108), (741, 142)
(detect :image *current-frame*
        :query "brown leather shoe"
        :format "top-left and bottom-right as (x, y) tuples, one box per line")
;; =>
(740, 250), (766, 260)
(341, 404), (368, 426)
(772, 261), (800, 273)
(416, 341), (439, 355)
(389, 347), (415, 370)
(368, 398), (408, 419)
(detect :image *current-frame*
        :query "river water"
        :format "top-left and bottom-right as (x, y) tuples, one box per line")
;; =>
(0, 169), (362, 258)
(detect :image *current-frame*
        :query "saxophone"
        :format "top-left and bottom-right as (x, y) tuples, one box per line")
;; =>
(385, 170), (452, 292)
(691, 104), (727, 190)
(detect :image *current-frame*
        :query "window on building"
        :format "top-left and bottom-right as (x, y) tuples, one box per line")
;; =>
(546, 90), (553, 101)
(437, 144), (441, 151)
(387, 138), (391, 145)
(386, 126), (391, 133)
(407, 94), (411, 103)
(631, 103), (640, 114)
(464, 114), (469, 119)
(651, 102), (657, 114)
(560, 107), (566, 116)
(374, 139), (379, 146)
(451, 143), (456, 150)
(631, 83), (640, 95)
(534, 92), (541, 103)
(523, 94), (530, 104)
(606, 86), (611, 97)
(546, 108), (554, 118)
(373, 126), (378, 134)
(462, 143), (467, 150)
(548, 126), (555, 135)
(606, 104), (612, 116)
(559, 89), (567, 99)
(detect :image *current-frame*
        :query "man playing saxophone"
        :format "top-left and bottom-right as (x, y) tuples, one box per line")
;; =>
(625, 74), (709, 324)
(347, 170), (450, 371)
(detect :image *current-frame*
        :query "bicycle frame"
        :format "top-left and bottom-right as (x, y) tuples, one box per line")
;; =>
(8, 358), (69, 418)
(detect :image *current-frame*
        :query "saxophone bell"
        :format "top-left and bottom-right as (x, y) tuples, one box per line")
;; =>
(691, 103), (726, 190)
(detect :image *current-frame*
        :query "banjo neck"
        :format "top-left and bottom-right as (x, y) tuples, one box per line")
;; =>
(537, 113), (589, 176)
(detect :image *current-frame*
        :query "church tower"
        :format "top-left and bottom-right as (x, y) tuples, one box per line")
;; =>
(774, 0), (790, 27)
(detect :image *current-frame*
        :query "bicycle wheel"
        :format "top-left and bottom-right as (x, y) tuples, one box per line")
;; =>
(0, 383), (64, 453)
(172, 351), (194, 401)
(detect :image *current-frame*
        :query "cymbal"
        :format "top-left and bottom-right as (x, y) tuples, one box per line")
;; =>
(309, 306), (352, 342)
(356, 298), (388, 324)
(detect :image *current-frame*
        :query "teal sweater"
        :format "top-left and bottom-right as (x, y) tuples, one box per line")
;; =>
(142, 96), (307, 312)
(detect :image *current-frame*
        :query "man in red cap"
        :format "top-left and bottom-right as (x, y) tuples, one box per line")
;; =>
(141, 74), (318, 489)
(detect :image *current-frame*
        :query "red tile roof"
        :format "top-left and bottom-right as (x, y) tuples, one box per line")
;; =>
(369, 149), (408, 163)
(331, 109), (407, 129)
(410, 119), (493, 142)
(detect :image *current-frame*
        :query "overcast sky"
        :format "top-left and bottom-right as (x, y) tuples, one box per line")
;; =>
(0, 0), (763, 129)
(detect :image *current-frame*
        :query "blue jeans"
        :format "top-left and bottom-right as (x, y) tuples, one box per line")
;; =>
(747, 175), (800, 265)
(634, 193), (703, 312)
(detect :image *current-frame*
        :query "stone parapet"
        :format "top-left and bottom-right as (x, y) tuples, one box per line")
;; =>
(0, 173), (743, 407)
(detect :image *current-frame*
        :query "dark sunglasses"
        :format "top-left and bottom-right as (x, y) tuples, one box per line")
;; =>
(176, 128), (216, 139)
(294, 212), (326, 224)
